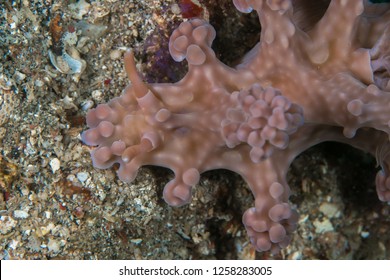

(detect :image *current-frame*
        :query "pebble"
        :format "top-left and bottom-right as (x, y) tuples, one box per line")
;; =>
(130, 238), (143, 245)
(13, 210), (29, 219)
(8, 239), (18, 250)
(92, 90), (104, 102)
(171, 3), (181, 14)
(81, 100), (94, 111)
(13, 71), (26, 82)
(290, 251), (302, 260)
(0, 216), (17, 234)
(45, 211), (52, 219)
(0, 127), (6, 139)
(116, 197), (125, 206)
(39, 223), (55, 237)
(47, 239), (60, 253)
(319, 202), (341, 218)
(34, 79), (44, 87)
(77, 172), (89, 182)
(49, 158), (61, 173)
(110, 49), (122, 60)
(313, 218), (334, 234)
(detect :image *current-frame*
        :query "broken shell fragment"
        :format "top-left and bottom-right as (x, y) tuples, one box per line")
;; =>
(48, 49), (86, 75)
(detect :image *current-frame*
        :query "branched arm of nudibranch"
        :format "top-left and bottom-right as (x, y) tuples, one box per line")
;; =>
(169, 19), (257, 91)
(255, 0), (296, 46)
(234, 0), (297, 66)
(81, 49), (167, 182)
(169, 19), (216, 66)
(236, 125), (336, 253)
(163, 168), (200, 206)
(345, 85), (390, 138)
(237, 122), (390, 253)
(303, 0), (374, 83)
(309, 0), (364, 51)
(239, 159), (298, 253)
(357, 1), (390, 47)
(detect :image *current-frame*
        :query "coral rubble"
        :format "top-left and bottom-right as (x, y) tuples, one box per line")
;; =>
(82, 0), (390, 253)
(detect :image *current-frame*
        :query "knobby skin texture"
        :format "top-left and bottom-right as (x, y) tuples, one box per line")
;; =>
(82, 0), (390, 253)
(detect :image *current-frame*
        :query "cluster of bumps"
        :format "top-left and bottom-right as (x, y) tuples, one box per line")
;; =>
(82, 0), (390, 253)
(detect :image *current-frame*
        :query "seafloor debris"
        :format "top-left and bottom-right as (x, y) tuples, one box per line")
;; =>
(48, 14), (107, 81)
